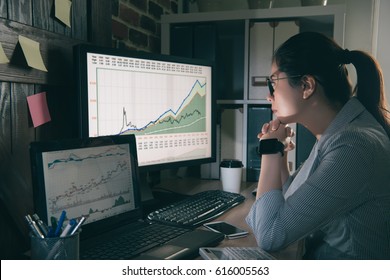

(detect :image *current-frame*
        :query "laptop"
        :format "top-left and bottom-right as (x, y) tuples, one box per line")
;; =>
(30, 134), (224, 259)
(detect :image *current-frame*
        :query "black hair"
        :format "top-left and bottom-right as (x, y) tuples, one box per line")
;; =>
(273, 32), (390, 137)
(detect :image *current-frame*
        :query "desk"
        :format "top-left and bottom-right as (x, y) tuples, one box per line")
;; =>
(153, 178), (303, 260)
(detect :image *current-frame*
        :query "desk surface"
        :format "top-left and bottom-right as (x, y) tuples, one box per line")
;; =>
(154, 178), (302, 260)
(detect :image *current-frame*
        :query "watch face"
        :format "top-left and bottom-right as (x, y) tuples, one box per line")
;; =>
(257, 139), (283, 155)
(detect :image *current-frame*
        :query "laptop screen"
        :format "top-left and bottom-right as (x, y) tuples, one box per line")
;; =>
(30, 135), (142, 238)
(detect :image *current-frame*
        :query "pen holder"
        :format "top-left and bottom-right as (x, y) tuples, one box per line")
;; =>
(30, 232), (80, 260)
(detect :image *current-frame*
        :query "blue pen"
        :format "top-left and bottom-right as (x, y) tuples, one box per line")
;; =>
(54, 210), (66, 237)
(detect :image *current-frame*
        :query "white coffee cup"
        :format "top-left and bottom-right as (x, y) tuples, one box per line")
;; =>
(220, 159), (243, 193)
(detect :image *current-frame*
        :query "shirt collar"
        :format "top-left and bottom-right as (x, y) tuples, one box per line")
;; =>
(319, 97), (366, 143)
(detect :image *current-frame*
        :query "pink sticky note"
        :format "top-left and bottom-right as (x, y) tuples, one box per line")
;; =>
(27, 92), (51, 127)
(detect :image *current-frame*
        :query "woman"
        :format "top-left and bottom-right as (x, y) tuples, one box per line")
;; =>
(246, 32), (390, 259)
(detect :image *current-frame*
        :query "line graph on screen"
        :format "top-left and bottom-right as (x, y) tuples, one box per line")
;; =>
(94, 69), (207, 137)
(119, 80), (206, 136)
(42, 145), (134, 222)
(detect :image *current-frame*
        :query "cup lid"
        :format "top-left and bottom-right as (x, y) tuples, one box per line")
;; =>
(220, 159), (243, 168)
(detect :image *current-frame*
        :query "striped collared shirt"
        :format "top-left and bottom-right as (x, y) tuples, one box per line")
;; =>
(246, 97), (390, 259)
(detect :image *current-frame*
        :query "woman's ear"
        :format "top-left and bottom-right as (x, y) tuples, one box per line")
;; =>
(301, 75), (316, 100)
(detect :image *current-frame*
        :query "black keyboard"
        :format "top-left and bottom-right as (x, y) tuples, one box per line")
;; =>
(81, 223), (190, 260)
(147, 190), (245, 228)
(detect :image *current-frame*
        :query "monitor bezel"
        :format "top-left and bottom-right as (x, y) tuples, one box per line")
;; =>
(73, 44), (217, 172)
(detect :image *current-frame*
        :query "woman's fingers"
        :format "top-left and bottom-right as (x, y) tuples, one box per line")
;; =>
(261, 123), (270, 134)
(258, 120), (295, 152)
(270, 119), (281, 131)
(285, 140), (296, 152)
(286, 125), (295, 138)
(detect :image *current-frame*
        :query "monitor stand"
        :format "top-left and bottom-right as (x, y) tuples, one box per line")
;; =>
(139, 171), (155, 203)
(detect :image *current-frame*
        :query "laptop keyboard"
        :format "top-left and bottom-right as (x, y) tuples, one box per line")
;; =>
(81, 223), (190, 260)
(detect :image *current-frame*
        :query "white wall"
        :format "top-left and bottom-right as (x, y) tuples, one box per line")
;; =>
(319, 0), (390, 107)
(331, 0), (373, 52)
(375, 0), (390, 107)
(327, 0), (374, 91)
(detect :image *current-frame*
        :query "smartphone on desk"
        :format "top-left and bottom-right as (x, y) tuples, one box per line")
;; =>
(203, 221), (248, 239)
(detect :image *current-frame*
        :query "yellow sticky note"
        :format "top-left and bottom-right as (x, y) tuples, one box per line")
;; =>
(18, 35), (48, 72)
(55, 0), (72, 28)
(0, 43), (9, 63)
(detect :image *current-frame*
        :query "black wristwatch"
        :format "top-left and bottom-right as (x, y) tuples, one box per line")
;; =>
(256, 138), (285, 156)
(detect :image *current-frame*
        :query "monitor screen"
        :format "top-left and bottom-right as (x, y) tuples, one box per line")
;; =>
(74, 44), (216, 171)
(30, 135), (143, 239)
(40, 143), (135, 225)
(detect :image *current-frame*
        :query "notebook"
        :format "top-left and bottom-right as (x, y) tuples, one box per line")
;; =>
(30, 134), (224, 259)
(199, 247), (276, 260)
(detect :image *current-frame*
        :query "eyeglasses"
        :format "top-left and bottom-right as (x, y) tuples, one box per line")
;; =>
(266, 75), (301, 97)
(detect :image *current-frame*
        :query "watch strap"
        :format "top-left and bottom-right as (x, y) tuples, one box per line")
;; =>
(257, 139), (285, 156)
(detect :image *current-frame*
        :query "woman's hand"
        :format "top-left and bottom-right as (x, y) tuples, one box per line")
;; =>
(257, 119), (295, 152)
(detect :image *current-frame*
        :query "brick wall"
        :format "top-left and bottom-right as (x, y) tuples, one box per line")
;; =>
(112, 0), (178, 53)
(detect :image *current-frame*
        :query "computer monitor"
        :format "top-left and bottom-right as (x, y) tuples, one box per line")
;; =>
(74, 44), (216, 172)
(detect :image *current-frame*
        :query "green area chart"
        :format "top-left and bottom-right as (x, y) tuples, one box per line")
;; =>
(120, 80), (207, 136)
